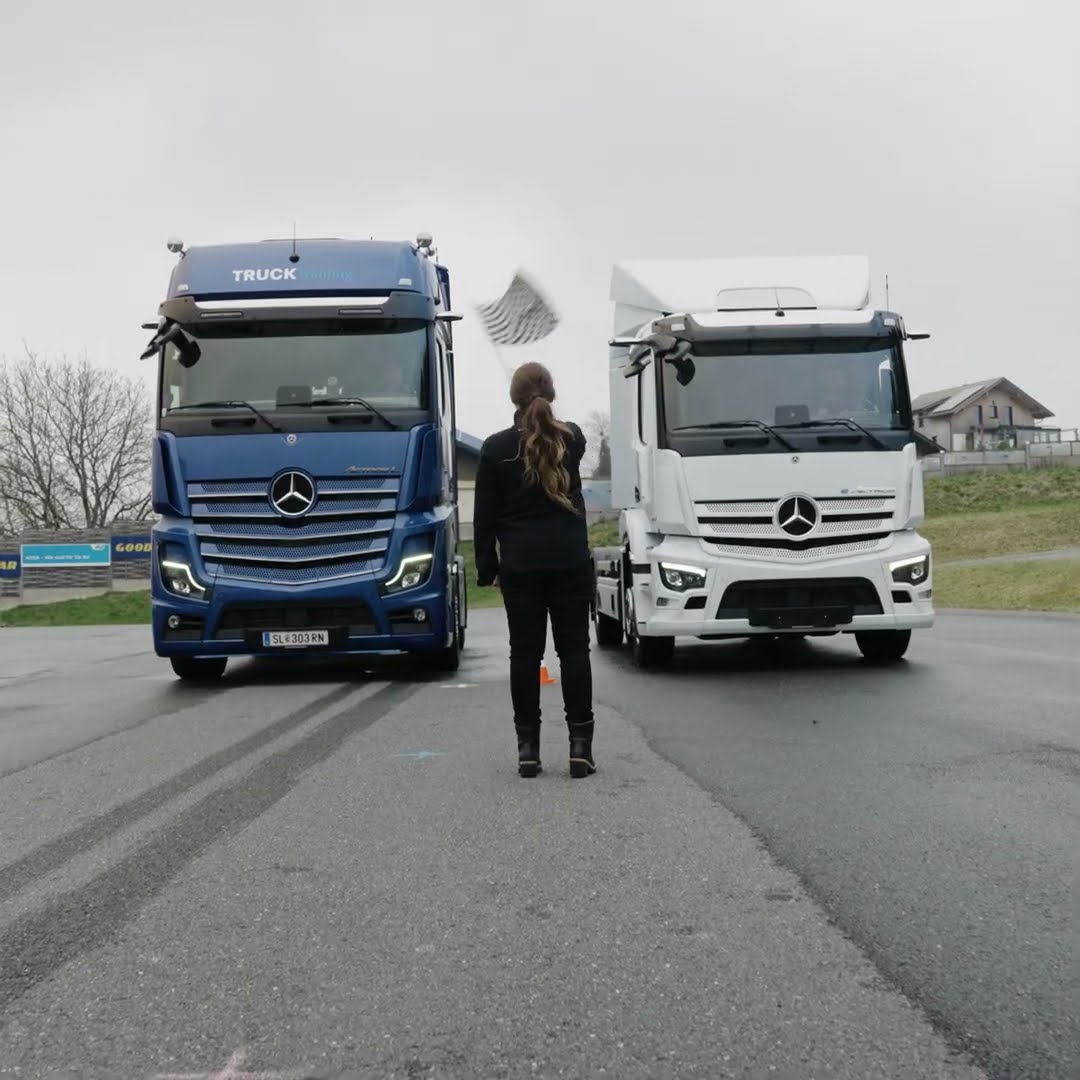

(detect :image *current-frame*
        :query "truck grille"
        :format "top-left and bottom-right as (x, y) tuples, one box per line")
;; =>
(706, 537), (887, 560)
(187, 476), (397, 585)
(696, 495), (895, 551)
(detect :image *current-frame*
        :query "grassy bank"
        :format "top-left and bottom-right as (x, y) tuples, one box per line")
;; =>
(921, 469), (1080, 611)
(923, 466), (1080, 516)
(1, 590), (150, 627)
(934, 559), (1080, 613)
(920, 502), (1080, 563)
(921, 469), (1080, 564)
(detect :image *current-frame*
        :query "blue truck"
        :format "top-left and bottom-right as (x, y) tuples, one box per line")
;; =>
(140, 233), (467, 681)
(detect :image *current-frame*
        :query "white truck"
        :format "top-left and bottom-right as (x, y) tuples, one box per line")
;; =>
(591, 255), (936, 668)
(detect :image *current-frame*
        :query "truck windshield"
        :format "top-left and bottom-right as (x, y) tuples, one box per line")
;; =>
(661, 341), (906, 435)
(160, 319), (428, 415)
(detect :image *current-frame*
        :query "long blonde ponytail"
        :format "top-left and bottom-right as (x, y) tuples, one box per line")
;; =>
(509, 362), (578, 514)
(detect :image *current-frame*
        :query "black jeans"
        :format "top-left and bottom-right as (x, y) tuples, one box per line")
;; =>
(500, 561), (594, 736)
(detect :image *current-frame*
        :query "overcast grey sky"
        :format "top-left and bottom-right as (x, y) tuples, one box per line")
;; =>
(1, 0), (1076, 436)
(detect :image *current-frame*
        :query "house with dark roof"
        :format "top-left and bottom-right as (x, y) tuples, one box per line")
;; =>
(911, 378), (1057, 451)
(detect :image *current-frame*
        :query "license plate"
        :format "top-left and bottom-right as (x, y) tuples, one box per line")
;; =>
(261, 629), (330, 648)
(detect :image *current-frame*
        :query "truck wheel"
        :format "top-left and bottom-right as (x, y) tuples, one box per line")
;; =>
(170, 656), (227, 683)
(426, 589), (462, 672)
(624, 585), (674, 668)
(855, 629), (911, 664)
(456, 573), (467, 651)
(594, 602), (623, 647)
(426, 642), (461, 673)
(632, 633), (675, 669)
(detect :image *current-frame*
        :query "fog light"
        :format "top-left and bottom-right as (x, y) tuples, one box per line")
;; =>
(167, 615), (181, 629)
(413, 608), (427, 622)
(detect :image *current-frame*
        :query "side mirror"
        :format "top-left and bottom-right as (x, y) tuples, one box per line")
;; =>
(139, 320), (201, 367)
(436, 311), (463, 323)
(622, 346), (653, 379)
(661, 340), (695, 386)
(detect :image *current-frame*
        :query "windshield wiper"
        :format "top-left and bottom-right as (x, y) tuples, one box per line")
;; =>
(671, 419), (797, 451)
(168, 400), (284, 433)
(774, 417), (887, 450)
(297, 397), (399, 430)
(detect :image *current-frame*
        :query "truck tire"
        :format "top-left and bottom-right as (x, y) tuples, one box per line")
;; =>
(170, 656), (227, 683)
(425, 587), (462, 672)
(594, 609), (623, 647)
(426, 642), (461, 673)
(456, 572), (467, 651)
(855, 629), (911, 664)
(623, 584), (674, 668)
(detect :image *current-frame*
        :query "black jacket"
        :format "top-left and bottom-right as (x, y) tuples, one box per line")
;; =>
(473, 419), (590, 586)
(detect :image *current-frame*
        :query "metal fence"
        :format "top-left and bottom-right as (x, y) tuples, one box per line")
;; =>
(921, 442), (1080, 475)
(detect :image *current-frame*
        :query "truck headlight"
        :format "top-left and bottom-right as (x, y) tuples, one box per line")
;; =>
(658, 562), (707, 592)
(890, 554), (930, 585)
(383, 553), (433, 594)
(159, 550), (208, 600)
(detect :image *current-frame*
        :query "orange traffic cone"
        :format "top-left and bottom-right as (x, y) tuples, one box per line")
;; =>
(539, 657), (557, 685)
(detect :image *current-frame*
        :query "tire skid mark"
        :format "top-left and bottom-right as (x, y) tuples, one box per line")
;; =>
(0, 680), (418, 1012)
(0, 683), (361, 900)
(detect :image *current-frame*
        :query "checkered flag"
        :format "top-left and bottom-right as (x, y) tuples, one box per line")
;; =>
(475, 271), (559, 346)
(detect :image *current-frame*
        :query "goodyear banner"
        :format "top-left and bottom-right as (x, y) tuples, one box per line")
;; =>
(21, 542), (112, 567)
(112, 535), (153, 561)
(0, 551), (19, 579)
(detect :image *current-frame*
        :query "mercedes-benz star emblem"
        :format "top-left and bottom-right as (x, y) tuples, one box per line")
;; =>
(269, 470), (316, 518)
(776, 495), (818, 537)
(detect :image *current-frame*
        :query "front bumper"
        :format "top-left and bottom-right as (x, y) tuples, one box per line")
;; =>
(151, 571), (452, 659)
(633, 532), (934, 638)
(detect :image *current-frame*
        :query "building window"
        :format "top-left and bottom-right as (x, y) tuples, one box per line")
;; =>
(990, 403), (998, 419)
(976, 405), (984, 425)
(1006, 405), (1014, 425)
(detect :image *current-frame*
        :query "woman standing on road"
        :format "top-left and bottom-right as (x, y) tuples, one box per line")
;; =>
(473, 362), (595, 779)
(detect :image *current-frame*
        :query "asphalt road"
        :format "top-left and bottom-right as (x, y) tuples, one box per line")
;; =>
(0, 611), (1074, 1079)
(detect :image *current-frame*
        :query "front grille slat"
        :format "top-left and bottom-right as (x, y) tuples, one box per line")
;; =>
(701, 519), (891, 539)
(187, 475), (397, 583)
(203, 537), (388, 565)
(707, 538), (887, 560)
(695, 494), (895, 550)
(204, 557), (383, 585)
(192, 497), (397, 518)
(195, 518), (392, 543)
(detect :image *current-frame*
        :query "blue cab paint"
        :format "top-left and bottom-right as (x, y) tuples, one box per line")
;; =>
(143, 234), (467, 679)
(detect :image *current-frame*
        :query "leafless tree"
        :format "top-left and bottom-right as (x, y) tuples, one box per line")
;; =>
(582, 409), (611, 479)
(0, 346), (154, 529)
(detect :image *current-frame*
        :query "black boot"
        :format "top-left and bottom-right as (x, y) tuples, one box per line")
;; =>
(568, 721), (595, 778)
(516, 726), (541, 778)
